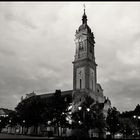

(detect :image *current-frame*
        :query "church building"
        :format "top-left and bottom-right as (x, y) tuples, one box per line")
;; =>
(24, 7), (111, 117)
(21, 6), (111, 137)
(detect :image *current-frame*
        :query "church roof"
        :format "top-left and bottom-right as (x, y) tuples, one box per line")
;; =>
(39, 90), (73, 98)
(38, 90), (73, 104)
(78, 24), (91, 32)
(96, 83), (103, 91)
(104, 97), (111, 104)
(77, 5), (91, 33)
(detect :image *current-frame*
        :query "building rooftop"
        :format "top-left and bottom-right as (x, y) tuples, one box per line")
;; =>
(39, 89), (73, 98)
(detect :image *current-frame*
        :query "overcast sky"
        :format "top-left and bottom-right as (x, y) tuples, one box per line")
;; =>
(0, 2), (140, 112)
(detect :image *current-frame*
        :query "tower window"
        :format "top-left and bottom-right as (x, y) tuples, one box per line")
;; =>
(90, 46), (92, 53)
(80, 79), (82, 89)
(79, 42), (83, 51)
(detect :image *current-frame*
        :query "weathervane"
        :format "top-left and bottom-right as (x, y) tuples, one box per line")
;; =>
(83, 4), (86, 13)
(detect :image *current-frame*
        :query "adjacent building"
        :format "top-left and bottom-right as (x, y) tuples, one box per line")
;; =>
(0, 108), (12, 118)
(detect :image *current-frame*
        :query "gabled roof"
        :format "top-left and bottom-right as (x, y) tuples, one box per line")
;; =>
(39, 90), (73, 98)
(96, 83), (103, 91)
(0, 108), (13, 115)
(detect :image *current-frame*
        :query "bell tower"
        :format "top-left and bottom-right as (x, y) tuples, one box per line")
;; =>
(72, 6), (97, 109)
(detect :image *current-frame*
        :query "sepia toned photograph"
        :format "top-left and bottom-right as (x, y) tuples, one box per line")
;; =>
(0, 1), (140, 139)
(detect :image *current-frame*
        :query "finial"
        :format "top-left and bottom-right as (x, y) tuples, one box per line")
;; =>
(83, 4), (86, 13)
(82, 4), (87, 24)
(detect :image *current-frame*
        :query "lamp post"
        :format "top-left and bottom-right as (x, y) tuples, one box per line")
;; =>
(78, 106), (91, 119)
(77, 106), (91, 127)
(0, 120), (1, 131)
(77, 106), (92, 138)
(78, 106), (84, 123)
(8, 120), (12, 134)
(133, 115), (140, 137)
(22, 120), (25, 134)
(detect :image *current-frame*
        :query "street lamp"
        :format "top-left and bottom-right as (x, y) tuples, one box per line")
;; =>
(78, 121), (82, 125)
(78, 106), (82, 111)
(77, 106), (91, 125)
(133, 115), (140, 119)
(47, 121), (51, 125)
(22, 120), (26, 135)
(133, 115), (140, 137)
(69, 112), (72, 115)
(133, 115), (136, 119)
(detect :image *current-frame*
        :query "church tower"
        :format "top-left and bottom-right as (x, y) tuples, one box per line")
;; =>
(72, 6), (98, 110)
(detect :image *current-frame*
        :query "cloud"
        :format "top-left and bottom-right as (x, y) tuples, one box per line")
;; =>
(0, 2), (140, 112)
(0, 3), (37, 29)
(117, 47), (140, 66)
(4, 11), (37, 29)
(0, 47), (16, 56)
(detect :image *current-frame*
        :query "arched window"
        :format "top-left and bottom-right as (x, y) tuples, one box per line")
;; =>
(90, 46), (92, 53)
(80, 79), (82, 89)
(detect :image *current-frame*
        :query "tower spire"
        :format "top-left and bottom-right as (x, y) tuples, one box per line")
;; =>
(84, 4), (85, 13)
(82, 4), (87, 24)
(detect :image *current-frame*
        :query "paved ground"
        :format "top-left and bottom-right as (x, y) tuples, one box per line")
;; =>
(0, 133), (57, 139)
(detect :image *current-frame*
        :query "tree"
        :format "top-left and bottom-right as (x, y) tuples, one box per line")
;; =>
(71, 95), (106, 138)
(0, 116), (9, 132)
(119, 117), (134, 138)
(15, 95), (47, 135)
(91, 102), (106, 138)
(8, 110), (19, 126)
(48, 90), (70, 136)
(106, 107), (120, 138)
(134, 104), (140, 116)
(15, 90), (71, 136)
(0, 110), (16, 132)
